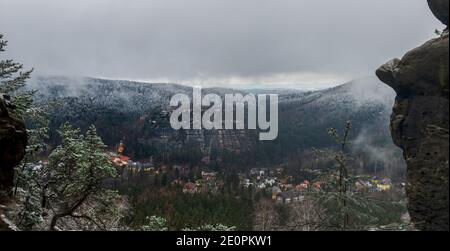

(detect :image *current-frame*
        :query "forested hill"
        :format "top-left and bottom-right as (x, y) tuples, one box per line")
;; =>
(28, 75), (405, 178)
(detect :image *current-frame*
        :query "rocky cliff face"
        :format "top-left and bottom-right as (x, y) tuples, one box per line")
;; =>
(376, 0), (449, 231)
(0, 94), (27, 193)
(0, 94), (27, 230)
(428, 0), (449, 28)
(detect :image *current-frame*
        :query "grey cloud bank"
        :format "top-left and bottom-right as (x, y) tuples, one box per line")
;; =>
(0, 0), (443, 89)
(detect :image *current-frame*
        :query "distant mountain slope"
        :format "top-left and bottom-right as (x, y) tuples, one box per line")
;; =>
(260, 77), (399, 165)
(28, 75), (404, 176)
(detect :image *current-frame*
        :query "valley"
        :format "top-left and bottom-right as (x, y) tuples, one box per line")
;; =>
(24, 75), (409, 230)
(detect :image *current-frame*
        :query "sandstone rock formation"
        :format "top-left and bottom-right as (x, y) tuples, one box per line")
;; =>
(376, 0), (449, 231)
(0, 94), (27, 193)
(428, 0), (449, 27)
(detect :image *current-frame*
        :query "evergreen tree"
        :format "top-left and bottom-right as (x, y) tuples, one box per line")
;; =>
(41, 123), (121, 230)
(0, 34), (51, 195)
(0, 34), (34, 118)
(311, 121), (385, 230)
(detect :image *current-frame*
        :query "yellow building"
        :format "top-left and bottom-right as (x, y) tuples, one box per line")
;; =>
(377, 184), (391, 191)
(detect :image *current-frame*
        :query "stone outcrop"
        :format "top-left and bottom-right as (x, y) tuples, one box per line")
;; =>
(428, 0), (449, 27)
(376, 0), (449, 231)
(0, 94), (27, 193)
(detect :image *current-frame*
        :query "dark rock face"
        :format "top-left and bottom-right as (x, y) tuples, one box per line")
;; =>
(0, 94), (27, 192)
(428, 0), (449, 27)
(376, 2), (449, 231)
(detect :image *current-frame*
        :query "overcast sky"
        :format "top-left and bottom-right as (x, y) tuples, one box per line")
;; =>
(0, 0), (443, 89)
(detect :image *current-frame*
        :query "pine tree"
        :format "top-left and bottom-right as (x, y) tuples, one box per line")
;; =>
(17, 123), (124, 230)
(312, 121), (384, 230)
(0, 34), (52, 197)
(0, 34), (34, 118)
(41, 123), (121, 230)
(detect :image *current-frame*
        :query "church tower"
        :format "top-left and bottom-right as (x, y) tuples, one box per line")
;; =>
(117, 140), (125, 156)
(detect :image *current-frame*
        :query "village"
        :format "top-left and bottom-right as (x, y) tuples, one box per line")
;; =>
(107, 141), (397, 205)
(26, 140), (397, 208)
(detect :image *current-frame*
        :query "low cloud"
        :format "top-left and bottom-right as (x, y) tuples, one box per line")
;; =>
(0, 0), (443, 88)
